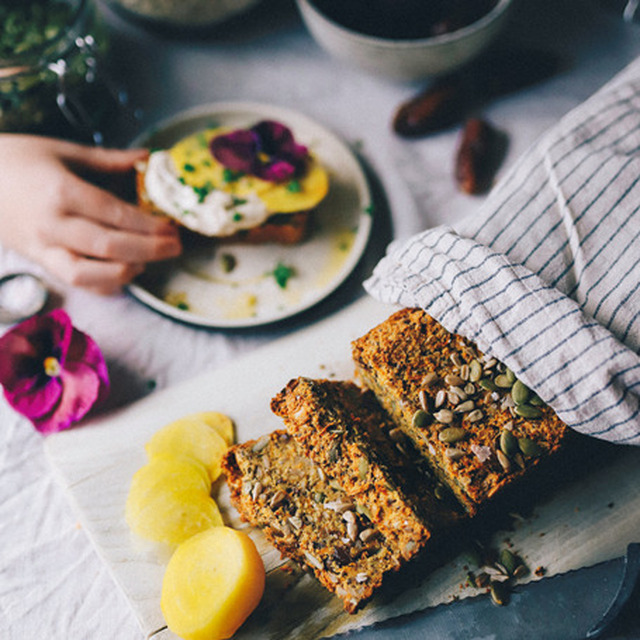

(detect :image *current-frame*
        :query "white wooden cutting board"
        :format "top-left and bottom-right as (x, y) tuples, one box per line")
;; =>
(44, 296), (640, 639)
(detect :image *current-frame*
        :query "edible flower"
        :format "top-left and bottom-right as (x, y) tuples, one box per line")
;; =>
(210, 120), (309, 183)
(0, 309), (109, 434)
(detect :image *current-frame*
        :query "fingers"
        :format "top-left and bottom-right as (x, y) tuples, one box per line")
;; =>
(63, 170), (177, 236)
(60, 141), (149, 174)
(46, 213), (182, 263)
(40, 247), (147, 296)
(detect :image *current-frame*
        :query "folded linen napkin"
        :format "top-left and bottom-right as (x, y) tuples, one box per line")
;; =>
(365, 56), (640, 445)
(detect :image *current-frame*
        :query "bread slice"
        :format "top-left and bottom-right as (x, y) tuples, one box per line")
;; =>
(222, 430), (408, 613)
(135, 163), (312, 245)
(270, 378), (464, 557)
(351, 307), (572, 516)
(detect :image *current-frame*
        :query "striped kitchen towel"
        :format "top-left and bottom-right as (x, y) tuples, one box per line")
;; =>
(365, 56), (640, 444)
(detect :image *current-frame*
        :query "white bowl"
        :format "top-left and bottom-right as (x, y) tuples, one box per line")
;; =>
(296, 0), (513, 81)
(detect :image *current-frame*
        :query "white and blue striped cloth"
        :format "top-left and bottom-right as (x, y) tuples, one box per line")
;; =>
(365, 56), (640, 445)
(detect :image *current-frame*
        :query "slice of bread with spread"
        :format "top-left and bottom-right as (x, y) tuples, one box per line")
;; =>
(136, 120), (329, 244)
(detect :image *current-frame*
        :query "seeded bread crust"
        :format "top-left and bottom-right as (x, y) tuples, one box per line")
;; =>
(270, 378), (464, 560)
(222, 431), (406, 613)
(351, 307), (571, 516)
(135, 161), (311, 245)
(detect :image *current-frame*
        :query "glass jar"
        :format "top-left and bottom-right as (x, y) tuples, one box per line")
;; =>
(0, 0), (130, 145)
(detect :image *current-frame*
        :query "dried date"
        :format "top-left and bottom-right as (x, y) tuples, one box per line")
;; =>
(454, 118), (507, 195)
(392, 48), (562, 138)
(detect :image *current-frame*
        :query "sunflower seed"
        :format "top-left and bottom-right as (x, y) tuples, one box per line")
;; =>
(288, 515), (302, 530)
(469, 359), (483, 382)
(355, 573), (369, 583)
(454, 400), (475, 413)
(497, 449), (512, 472)
(435, 389), (447, 408)
(251, 481), (263, 501)
(358, 458), (369, 480)
(445, 374), (464, 387)
(433, 409), (454, 424)
(450, 353), (463, 368)
(439, 427), (467, 444)
(450, 386), (468, 401)
(445, 447), (465, 461)
(421, 372), (439, 388)
(460, 364), (470, 381)
(419, 389), (430, 411)
(359, 528), (378, 543)
(513, 563), (529, 579)
(252, 435), (270, 453)
(513, 452), (526, 469)
(304, 551), (324, 571)
(467, 409), (484, 422)
(464, 382), (476, 395)
(448, 390), (461, 406)
(269, 490), (287, 509)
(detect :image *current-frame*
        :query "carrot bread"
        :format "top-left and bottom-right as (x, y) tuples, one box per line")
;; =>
(136, 120), (329, 245)
(222, 430), (410, 614)
(351, 308), (572, 516)
(271, 378), (464, 559)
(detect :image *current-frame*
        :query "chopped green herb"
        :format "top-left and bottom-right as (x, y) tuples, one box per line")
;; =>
(232, 197), (247, 206)
(287, 180), (302, 193)
(197, 133), (208, 149)
(220, 253), (237, 273)
(232, 212), (243, 222)
(223, 168), (244, 183)
(147, 379), (157, 391)
(364, 204), (374, 215)
(270, 262), (296, 289)
(183, 163), (196, 172)
(176, 301), (189, 310)
(193, 181), (214, 203)
(178, 176), (186, 185)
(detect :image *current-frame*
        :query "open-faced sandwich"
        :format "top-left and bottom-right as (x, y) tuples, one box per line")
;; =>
(136, 120), (330, 244)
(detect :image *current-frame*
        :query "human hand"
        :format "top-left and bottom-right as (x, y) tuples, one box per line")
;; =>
(0, 134), (182, 295)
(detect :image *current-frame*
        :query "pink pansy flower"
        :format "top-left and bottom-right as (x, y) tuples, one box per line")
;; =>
(210, 120), (309, 183)
(0, 309), (109, 434)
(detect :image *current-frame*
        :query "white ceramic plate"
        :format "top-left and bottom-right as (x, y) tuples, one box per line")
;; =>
(128, 102), (373, 328)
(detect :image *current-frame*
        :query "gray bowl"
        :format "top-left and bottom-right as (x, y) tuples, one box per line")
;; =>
(296, 0), (514, 81)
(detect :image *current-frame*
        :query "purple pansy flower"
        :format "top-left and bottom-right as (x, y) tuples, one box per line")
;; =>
(210, 120), (309, 183)
(0, 309), (109, 434)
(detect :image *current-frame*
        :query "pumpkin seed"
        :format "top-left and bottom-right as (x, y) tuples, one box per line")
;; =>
(499, 549), (518, 575)
(518, 437), (543, 457)
(529, 393), (545, 406)
(469, 359), (483, 382)
(358, 458), (369, 480)
(439, 427), (467, 444)
(513, 452), (526, 470)
(490, 581), (509, 606)
(494, 373), (513, 388)
(515, 404), (543, 419)
(511, 379), (530, 405)
(500, 429), (519, 457)
(505, 368), (517, 384)
(513, 563), (529, 579)
(479, 378), (499, 392)
(412, 409), (431, 429)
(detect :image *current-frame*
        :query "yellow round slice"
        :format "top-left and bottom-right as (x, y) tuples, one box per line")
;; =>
(125, 454), (211, 522)
(161, 527), (265, 640)
(145, 416), (228, 482)
(188, 411), (235, 446)
(127, 487), (223, 546)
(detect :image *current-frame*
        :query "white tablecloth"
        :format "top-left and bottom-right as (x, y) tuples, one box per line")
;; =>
(2, 1), (640, 638)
